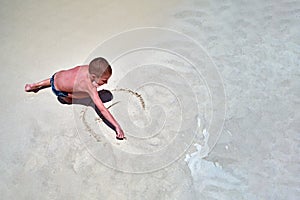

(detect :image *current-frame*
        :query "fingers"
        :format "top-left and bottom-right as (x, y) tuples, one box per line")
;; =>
(116, 136), (124, 140)
(116, 135), (127, 140)
(116, 130), (126, 140)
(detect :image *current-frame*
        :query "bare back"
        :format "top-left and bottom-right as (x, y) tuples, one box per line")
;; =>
(54, 65), (92, 97)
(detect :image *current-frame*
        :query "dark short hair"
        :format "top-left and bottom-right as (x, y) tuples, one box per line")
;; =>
(88, 57), (112, 77)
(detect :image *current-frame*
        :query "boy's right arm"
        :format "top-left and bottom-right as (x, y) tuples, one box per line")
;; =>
(89, 89), (125, 139)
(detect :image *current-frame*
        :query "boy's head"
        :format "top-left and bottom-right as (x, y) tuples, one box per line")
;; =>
(89, 57), (112, 86)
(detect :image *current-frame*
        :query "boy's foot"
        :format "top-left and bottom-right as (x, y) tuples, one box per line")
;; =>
(25, 84), (40, 93)
(57, 96), (72, 104)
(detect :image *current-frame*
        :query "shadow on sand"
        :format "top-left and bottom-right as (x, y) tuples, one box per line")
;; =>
(57, 89), (117, 133)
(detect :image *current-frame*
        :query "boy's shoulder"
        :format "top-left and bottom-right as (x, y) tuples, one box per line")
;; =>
(57, 65), (89, 81)
(65, 65), (88, 74)
(73, 65), (88, 70)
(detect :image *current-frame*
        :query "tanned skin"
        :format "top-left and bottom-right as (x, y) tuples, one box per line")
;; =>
(25, 65), (125, 139)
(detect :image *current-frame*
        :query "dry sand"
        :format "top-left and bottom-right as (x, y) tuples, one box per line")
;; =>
(0, 0), (299, 199)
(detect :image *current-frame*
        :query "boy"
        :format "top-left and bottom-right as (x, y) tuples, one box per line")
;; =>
(25, 57), (125, 140)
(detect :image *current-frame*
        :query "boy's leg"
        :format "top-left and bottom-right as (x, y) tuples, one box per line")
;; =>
(25, 78), (51, 92)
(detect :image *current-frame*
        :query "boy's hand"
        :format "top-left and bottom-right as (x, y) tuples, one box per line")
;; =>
(116, 127), (126, 140)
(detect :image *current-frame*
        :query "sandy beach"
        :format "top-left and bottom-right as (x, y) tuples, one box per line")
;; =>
(1, 0), (299, 199)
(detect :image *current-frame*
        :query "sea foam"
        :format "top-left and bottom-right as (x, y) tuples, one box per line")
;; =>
(185, 128), (247, 199)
